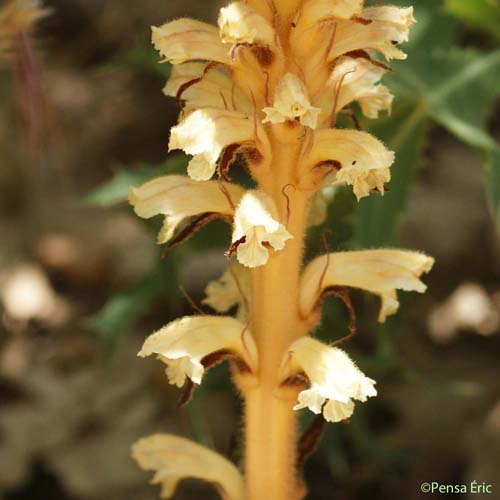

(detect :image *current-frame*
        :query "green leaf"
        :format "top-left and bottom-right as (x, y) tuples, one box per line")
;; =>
(445, 0), (500, 41)
(352, 103), (429, 247)
(353, 7), (500, 245)
(83, 156), (187, 207)
(86, 258), (177, 354)
(485, 148), (500, 223)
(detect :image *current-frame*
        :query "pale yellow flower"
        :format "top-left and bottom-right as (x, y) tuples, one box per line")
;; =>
(262, 73), (321, 129)
(139, 315), (258, 387)
(164, 62), (252, 115)
(151, 18), (230, 65)
(203, 262), (251, 320)
(218, 2), (274, 46)
(232, 190), (293, 268)
(299, 249), (435, 322)
(306, 129), (395, 200)
(281, 337), (377, 423)
(328, 6), (415, 62)
(326, 56), (393, 119)
(132, 434), (245, 500)
(168, 108), (258, 180)
(129, 175), (244, 244)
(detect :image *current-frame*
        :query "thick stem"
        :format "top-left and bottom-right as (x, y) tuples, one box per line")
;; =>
(244, 135), (310, 500)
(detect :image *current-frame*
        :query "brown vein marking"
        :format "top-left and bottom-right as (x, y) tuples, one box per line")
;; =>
(162, 213), (233, 257)
(297, 413), (327, 468)
(344, 50), (393, 72)
(281, 183), (296, 226)
(225, 235), (246, 259)
(179, 285), (206, 315)
(331, 68), (356, 127)
(175, 61), (225, 109)
(217, 143), (241, 182)
(318, 286), (357, 346)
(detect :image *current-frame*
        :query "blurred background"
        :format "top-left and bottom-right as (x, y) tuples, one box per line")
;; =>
(0, 0), (499, 499)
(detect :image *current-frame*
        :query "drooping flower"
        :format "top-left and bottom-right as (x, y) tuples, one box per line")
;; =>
(203, 262), (251, 321)
(280, 337), (377, 423)
(306, 129), (395, 199)
(263, 73), (321, 129)
(129, 175), (244, 244)
(164, 63), (252, 115)
(168, 108), (265, 181)
(132, 434), (245, 500)
(138, 315), (257, 387)
(299, 249), (435, 322)
(325, 56), (393, 119)
(232, 190), (293, 268)
(152, 18), (230, 65)
(218, 1), (275, 46)
(328, 6), (416, 62)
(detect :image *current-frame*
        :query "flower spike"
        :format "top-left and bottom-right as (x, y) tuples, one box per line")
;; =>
(132, 434), (245, 500)
(300, 250), (435, 322)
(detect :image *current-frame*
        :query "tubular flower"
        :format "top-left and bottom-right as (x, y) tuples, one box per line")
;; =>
(325, 56), (393, 119)
(299, 250), (435, 322)
(280, 337), (377, 423)
(164, 63), (253, 115)
(129, 175), (244, 244)
(139, 315), (258, 387)
(262, 73), (321, 129)
(203, 262), (251, 321)
(132, 434), (245, 500)
(305, 129), (395, 199)
(152, 18), (230, 65)
(232, 190), (293, 268)
(168, 108), (263, 181)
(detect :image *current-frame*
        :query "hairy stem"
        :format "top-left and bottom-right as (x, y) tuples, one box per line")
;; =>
(244, 136), (310, 500)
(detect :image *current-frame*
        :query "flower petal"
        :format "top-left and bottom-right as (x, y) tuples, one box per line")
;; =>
(152, 18), (230, 65)
(202, 262), (251, 320)
(263, 73), (321, 129)
(307, 129), (395, 200)
(325, 56), (393, 119)
(164, 62), (252, 114)
(232, 190), (293, 268)
(282, 336), (376, 422)
(295, 0), (363, 30)
(138, 315), (258, 386)
(129, 175), (244, 244)
(169, 108), (258, 181)
(132, 434), (245, 500)
(299, 249), (435, 322)
(219, 2), (275, 46)
(329, 7), (415, 62)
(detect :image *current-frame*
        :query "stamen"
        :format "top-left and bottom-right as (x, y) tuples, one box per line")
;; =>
(330, 68), (357, 127)
(179, 285), (207, 316)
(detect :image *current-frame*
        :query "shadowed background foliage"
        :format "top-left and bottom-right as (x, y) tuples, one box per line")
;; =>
(0, 0), (499, 499)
